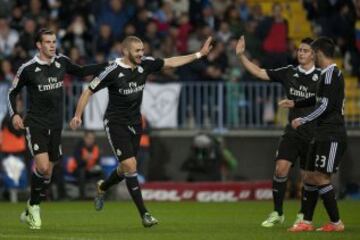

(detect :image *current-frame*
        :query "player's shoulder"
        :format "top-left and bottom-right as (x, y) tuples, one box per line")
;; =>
(16, 57), (38, 76)
(98, 61), (119, 80)
(322, 64), (341, 85)
(271, 64), (294, 72)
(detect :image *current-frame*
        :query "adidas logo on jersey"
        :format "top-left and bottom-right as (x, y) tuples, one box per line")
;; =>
(293, 73), (299, 78)
(35, 67), (41, 72)
(118, 72), (125, 78)
(55, 61), (61, 68)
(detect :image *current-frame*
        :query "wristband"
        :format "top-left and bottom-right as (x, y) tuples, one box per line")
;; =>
(195, 52), (202, 59)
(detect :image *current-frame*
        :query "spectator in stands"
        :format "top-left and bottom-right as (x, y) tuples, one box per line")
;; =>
(0, 17), (19, 58)
(0, 60), (15, 83)
(93, 24), (114, 59)
(71, 130), (102, 199)
(9, 6), (24, 32)
(18, 18), (38, 56)
(256, 2), (288, 68)
(224, 4), (245, 38)
(62, 15), (93, 58)
(24, 0), (48, 28)
(96, 0), (135, 39)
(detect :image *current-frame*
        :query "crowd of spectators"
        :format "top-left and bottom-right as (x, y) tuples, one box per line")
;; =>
(0, 0), (359, 84)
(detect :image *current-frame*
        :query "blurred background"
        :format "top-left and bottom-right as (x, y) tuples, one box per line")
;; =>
(0, 0), (359, 203)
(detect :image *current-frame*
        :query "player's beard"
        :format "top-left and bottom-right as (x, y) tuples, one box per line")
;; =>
(129, 53), (141, 65)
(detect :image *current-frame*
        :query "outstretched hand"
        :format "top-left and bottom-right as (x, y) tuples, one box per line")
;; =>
(236, 35), (246, 56)
(199, 36), (213, 56)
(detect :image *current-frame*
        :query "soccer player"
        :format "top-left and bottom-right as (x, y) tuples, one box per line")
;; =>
(69, 35), (213, 227)
(8, 28), (107, 230)
(280, 37), (346, 232)
(236, 36), (321, 227)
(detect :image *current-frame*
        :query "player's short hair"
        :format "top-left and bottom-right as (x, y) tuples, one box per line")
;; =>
(311, 37), (335, 58)
(122, 36), (143, 50)
(35, 28), (55, 44)
(300, 37), (313, 46)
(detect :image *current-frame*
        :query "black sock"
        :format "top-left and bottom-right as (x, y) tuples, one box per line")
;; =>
(319, 184), (340, 223)
(125, 172), (147, 217)
(303, 183), (319, 222)
(272, 175), (288, 216)
(101, 169), (124, 191)
(29, 169), (45, 205)
(299, 186), (305, 214)
(40, 177), (51, 201)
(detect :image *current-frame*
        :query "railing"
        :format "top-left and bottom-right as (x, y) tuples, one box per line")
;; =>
(1, 82), (359, 129)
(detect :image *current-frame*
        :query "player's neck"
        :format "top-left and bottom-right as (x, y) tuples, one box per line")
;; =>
(299, 62), (314, 71)
(123, 58), (137, 70)
(320, 58), (334, 70)
(38, 52), (53, 64)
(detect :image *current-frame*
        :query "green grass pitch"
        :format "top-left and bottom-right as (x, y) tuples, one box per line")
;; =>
(0, 200), (359, 240)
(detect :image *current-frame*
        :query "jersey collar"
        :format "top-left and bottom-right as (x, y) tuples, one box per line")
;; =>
(321, 63), (336, 75)
(34, 55), (56, 65)
(297, 65), (315, 75)
(115, 58), (135, 69)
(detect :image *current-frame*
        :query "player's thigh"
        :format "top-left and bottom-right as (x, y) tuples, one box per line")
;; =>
(313, 140), (347, 174)
(48, 129), (63, 162)
(275, 134), (299, 165)
(304, 139), (317, 172)
(299, 137), (312, 170)
(25, 126), (50, 157)
(105, 124), (137, 162)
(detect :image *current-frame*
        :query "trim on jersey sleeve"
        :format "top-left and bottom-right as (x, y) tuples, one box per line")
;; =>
(8, 59), (36, 116)
(98, 64), (118, 81)
(142, 56), (155, 61)
(299, 97), (328, 124)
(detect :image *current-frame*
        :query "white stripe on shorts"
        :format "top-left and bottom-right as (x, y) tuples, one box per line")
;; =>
(25, 127), (34, 156)
(327, 142), (338, 173)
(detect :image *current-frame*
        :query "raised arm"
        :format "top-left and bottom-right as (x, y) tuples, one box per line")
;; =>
(163, 37), (213, 68)
(236, 36), (270, 81)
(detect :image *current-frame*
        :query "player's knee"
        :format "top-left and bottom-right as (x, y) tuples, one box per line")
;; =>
(36, 164), (52, 177)
(275, 162), (290, 177)
(121, 157), (137, 173)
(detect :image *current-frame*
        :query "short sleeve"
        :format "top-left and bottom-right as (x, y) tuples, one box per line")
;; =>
(141, 57), (164, 73)
(89, 64), (118, 93)
(266, 65), (292, 84)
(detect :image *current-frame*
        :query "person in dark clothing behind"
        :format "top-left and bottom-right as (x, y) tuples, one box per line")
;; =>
(182, 133), (223, 182)
(73, 130), (102, 199)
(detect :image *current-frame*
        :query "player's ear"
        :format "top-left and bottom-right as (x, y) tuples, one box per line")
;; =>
(36, 41), (42, 50)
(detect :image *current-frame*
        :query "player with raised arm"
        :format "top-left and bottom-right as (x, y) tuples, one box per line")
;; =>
(69, 35), (213, 227)
(280, 37), (347, 232)
(236, 36), (321, 227)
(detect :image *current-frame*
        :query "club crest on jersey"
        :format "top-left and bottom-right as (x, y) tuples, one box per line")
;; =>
(33, 144), (39, 151)
(89, 77), (101, 89)
(55, 61), (61, 68)
(116, 149), (122, 156)
(312, 74), (319, 81)
(138, 66), (144, 73)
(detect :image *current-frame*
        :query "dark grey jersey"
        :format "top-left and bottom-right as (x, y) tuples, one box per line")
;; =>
(8, 55), (106, 129)
(89, 57), (164, 125)
(266, 65), (321, 138)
